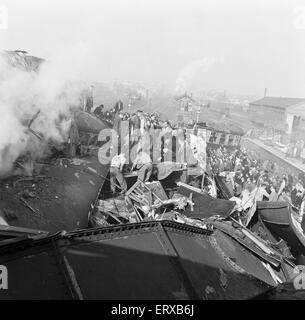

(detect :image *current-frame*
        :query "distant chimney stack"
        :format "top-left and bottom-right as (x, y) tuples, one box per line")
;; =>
(264, 88), (267, 97)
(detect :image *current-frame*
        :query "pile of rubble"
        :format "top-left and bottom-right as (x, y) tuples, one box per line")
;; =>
(89, 175), (305, 280)
(90, 180), (209, 228)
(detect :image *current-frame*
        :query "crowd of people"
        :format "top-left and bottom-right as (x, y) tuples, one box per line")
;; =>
(285, 140), (305, 161)
(92, 101), (172, 130)
(90, 100), (305, 212)
(208, 145), (305, 211)
(92, 101), (175, 195)
(248, 128), (305, 163)
(92, 101), (207, 195)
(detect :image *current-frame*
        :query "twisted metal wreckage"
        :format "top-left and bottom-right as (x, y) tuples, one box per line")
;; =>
(0, 51), (305, 300)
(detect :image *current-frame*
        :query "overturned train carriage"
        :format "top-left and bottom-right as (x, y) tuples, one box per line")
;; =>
(0, 220), (296, 300)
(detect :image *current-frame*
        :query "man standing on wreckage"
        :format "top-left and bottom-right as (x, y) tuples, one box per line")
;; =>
(109, 151), (128, 196)
(131, 148), (153, 183)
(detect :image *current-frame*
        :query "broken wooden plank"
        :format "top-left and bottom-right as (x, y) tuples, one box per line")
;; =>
(20, 197), (39, 214)
(177, 181), (204, 194)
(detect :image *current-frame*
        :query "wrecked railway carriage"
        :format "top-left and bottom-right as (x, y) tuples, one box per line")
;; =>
(1, 138), (305, 299)
(1, 51), (305, 299)
(1, 116), (305, 299)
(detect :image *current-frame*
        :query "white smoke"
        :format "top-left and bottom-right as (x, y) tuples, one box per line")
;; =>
(0, 50), (89, 176)
(175, 57), (217, 94)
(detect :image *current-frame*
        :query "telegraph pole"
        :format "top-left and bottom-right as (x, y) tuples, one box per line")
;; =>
(196, 104), (202, 124)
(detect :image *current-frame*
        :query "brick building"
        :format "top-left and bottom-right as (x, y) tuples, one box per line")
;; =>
(249, 96), (305, 137)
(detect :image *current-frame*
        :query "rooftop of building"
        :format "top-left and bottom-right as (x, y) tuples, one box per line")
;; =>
(250, 96), (305, 109)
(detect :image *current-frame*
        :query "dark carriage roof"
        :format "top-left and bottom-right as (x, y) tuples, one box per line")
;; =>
(0, 220), (273, 300)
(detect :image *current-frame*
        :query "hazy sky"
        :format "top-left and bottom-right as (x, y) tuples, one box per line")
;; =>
(0, 0), (305, 97)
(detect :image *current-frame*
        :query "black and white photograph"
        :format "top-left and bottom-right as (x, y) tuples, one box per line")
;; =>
(0, 0), (305, 304)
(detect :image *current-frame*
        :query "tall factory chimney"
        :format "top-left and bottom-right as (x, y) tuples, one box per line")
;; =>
(264, 88), (267, 97)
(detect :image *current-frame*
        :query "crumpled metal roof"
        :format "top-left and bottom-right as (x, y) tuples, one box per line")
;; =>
(0, 220), (275, 300)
